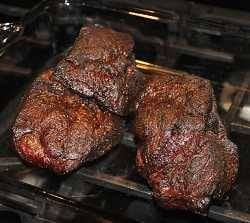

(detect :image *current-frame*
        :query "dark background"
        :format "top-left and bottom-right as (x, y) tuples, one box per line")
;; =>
(1, 0), (250, 12)
(0, 1), (39, 9)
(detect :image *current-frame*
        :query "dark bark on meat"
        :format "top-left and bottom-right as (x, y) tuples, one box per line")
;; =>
(55, 26), (138, 116)
(12, 69), (123, 174)
(12, 25), (238, 213)
(133, 74), (239, 213)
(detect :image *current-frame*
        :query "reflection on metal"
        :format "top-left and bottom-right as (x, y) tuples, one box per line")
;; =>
(136, 59), (184, 77)
(128, 11), (159, 21)
(231, 121), (250, 135)
(77, 167), (250, 223)
(77, 168), (153, 200)
(208, 206), (250, 223)
(0, 22), (24, 53)
(168, 43), (234, 63)
(0, 173), (138, 223)
(136, 59), (250, 92)
(224, 73), (250, 129)
(0, 3), (28, 17)
(64, 0), (71, 6)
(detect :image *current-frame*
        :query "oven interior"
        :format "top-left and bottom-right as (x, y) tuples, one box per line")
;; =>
(0, 1), (250, 222)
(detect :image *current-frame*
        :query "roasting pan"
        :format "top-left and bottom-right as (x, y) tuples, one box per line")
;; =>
(0, 1), (250, 222)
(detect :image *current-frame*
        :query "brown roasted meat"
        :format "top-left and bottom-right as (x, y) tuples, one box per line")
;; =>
(55, 26), (137, 116)
(133, 73), (239, 213)
(13, 69), (123, 174)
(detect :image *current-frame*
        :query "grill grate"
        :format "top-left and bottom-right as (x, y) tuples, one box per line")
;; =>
(0, 1), (250, 223)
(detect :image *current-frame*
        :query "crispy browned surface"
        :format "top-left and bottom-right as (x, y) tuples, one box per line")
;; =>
(55, 26), (138, 116)
(134, 74), (239, 213)
(13, 69), (123, 174)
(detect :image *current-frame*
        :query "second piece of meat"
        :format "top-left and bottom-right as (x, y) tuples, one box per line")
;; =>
(133, 73), (239, 213)
(12, 69), (123, 174)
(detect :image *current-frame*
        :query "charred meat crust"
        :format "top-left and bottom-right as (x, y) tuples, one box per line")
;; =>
(13, 69), (123, 174)
(133, 74), (239, 213)
(54, 26), (138, 116)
